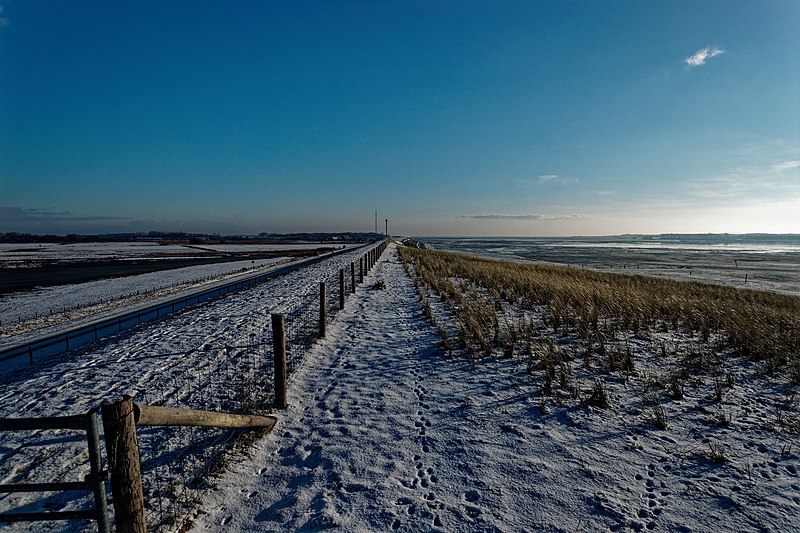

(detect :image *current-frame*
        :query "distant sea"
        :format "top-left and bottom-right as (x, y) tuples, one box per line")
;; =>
(416, 234), (800, 294)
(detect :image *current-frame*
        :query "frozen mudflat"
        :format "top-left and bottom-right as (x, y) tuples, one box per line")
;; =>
(190, 244), (799, 532)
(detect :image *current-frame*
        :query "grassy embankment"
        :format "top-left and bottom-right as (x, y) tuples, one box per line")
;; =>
(398, 247), (800, 406)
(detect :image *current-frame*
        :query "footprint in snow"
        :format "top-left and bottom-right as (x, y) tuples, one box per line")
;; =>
(464, 505), (481, 519)
(463, 490), (481, 503)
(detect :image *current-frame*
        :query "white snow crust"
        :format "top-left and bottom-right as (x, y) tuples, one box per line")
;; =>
(189, 244), (800, 532)
(1, 243), (798, 532)
(0, 257), (290, 342)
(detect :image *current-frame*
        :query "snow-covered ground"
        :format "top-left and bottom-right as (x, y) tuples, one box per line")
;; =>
(1, 243), (798, 532)
(0, 242), (200, 267)
(190, 244), (800, 532)
(0, 257), (290, 343)
(0, 245), (371, 531)
(0, 242), (356, 267)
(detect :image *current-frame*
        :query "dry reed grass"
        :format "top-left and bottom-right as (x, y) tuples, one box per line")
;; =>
(398, 247), (799, 379)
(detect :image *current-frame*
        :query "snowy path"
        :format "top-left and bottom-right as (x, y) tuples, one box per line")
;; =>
(192, 244), (572, 531)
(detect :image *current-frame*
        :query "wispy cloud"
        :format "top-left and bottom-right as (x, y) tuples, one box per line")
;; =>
(515, 174), (579, 189)
(460, 213), (592, 221)
(0, 206), (130, 234)
(684, 47), (725, 67)
(0, 207), (126, 223)
(682, 159), (800, 204)
(0, 5), (9, 26)
(772, 160), (800, 173)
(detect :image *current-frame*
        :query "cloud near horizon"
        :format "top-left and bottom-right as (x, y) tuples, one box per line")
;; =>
(0, 207), (126, 224)
(460, 214), (592, 221)
(684, 47), (725, 67)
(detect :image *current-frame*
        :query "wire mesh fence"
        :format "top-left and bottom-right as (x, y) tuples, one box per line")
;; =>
(0, 241), (389, 532)
(128, 241), (388, 530)
(129, 334), (273, 530)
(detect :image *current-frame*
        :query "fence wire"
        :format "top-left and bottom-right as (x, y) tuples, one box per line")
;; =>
(0, 242), (388, 532)
(128, 241), (387, 531)
(131, 334), (274, 530)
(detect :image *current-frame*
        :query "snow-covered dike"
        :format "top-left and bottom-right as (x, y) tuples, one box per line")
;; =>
(191, 243), (799, 532)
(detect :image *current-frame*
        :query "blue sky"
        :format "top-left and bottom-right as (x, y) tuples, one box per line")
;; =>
(1, 1), (798, 236)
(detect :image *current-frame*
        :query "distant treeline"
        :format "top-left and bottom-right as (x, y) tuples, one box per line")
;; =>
(0, 231), (385, 244)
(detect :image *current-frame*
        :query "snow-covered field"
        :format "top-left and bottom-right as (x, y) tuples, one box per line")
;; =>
(0, 257), (290, 343)
(0, 242), (355, 267)
(0, 242), (200, 267)
(1, 243), (798, 532)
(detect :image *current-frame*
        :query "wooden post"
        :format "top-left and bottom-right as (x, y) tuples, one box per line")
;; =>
(350, 262), (356, 293)
(339, 269), (345, 310)
(272, 314), (287, 409)
(83, 409), (111, 533)
(359, 257), (364, 283)
(101, 396), (146, 533)
(319, 281), (326, 338)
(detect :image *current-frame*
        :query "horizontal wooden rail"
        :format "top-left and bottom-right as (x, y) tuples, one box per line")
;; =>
(133, 404), (277, 430)
(0, 410), (110, 532)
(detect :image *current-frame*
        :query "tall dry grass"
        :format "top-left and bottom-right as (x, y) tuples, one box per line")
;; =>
(399, 247), (800, 378)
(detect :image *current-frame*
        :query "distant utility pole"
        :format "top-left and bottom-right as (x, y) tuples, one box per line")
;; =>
(385, 219), (388, 236)
(375, 209), (378, 235)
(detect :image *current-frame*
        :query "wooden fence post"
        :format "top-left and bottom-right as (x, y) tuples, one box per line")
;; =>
(86, 409), (110, 533)
(319, 281), (326, 338)
(351, 262), (356, 293)
(339, 269), (345, 310)
(359, 257), (364, 283)
(272, 314), (287, 409)
(101, 396), (146, 533)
